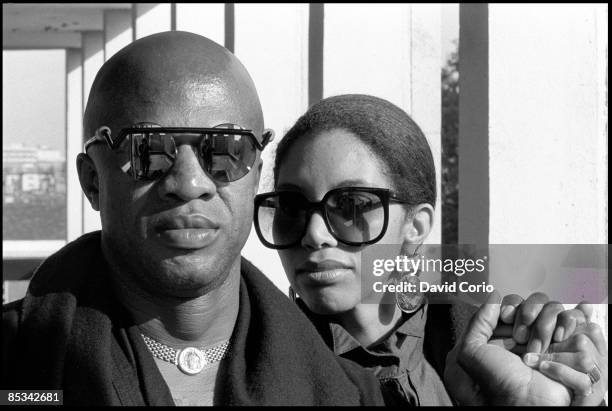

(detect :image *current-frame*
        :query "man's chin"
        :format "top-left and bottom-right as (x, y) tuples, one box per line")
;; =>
(150, 263), (235, 299)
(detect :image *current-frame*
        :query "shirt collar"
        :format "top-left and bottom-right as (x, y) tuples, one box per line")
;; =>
(330, 304), (428, 357)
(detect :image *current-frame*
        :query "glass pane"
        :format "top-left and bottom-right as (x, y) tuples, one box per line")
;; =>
(3, 50), (67, 240)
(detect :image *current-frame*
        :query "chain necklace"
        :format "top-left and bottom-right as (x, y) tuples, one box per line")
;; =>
(141, 334), (230, 375)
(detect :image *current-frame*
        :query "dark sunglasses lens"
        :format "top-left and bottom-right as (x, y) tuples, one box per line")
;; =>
(130, 133), (176, 180)
(326, 190), (386, 244)
(200, 133), (257, 183)
(256, 192), (308, 247)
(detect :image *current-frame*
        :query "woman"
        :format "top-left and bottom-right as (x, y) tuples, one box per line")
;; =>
(254, 94), (607, 405)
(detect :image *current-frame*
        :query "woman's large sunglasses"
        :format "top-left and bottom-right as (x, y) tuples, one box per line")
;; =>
(84, 123), (273, 183)
(254, 187), (414, 249)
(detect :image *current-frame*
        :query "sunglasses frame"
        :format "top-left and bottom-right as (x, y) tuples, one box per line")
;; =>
(254, 186), (413, 249)
(84, 125), (273, 182)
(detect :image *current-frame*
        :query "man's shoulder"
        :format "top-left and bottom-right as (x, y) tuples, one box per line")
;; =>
(26, 231), (103, 294)
(3, 298), (23, 331)
(239, 257), (287, 297)
(2, 298), (23, 387)
(1, 232), (104, 340)
(41, 231), (102, 264)
(236, 257), (385, 405)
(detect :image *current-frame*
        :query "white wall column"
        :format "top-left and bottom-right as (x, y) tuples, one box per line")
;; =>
(176, 3), (225, 46)
(323, 4), (442, 244)
(323, 4), (413, 110)
(133, 3), (172, 40)
(460, 4), (608, 336)
(488, 4), (607, 245)
(81, 31), (105, 233)
(66, 48), (84, 242)
(488, 3), (608, 333)
(234, 3), (310, 293)
(410, 4), (442, 243)
(104, 9), (133, 60)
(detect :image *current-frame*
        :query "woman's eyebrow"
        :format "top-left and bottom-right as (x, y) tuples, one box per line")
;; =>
(330, 179), (376, 189)
(276, 182), (303, 191)
(275, 179), (379, 192)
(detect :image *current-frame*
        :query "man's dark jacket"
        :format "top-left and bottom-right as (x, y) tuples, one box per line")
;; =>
(2, 231), (384, 406)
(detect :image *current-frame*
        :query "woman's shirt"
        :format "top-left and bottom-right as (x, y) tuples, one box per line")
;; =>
(298, 301), (455, 406)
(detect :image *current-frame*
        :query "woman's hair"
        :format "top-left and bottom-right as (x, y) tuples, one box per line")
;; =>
(273, 94), (436, 207)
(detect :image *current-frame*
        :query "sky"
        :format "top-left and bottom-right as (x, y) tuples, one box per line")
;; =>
(441, 3), (459, 63)
(3, 49), (66, 151)
(2, 4), (459, 154)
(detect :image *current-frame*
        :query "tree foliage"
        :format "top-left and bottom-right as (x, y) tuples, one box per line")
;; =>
(441, 40), (459, 244)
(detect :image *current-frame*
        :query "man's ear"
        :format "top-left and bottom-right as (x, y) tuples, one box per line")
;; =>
(251, 156), (263, 193)
(252, 127), (274, 192)
(401, 203), (435, 254)
(76, 153), (100, 211)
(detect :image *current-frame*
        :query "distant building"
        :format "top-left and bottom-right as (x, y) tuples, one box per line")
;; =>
(3, 144), (66, 203)
(3, 143), (64, 164)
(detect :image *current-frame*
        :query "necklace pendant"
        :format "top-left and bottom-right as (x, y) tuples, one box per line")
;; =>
(177, 347), (207, 375)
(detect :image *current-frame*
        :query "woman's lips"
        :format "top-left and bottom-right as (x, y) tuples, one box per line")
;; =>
(300, 268), (352, 285)
(154, 215), (219, 249)
(296, 260), (353, 285)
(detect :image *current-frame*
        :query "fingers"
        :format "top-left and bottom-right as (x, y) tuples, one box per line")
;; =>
(575, 302), (593, 322)
(584, 322), (608, 357)
(537, 361), (593, 397)
(546, 324), (607, 359)
(489, 337), (522, 351)
(523, 351), (596, 373)
(526, 300), (565, 353)
(553, 308), (588, 343)
(496, 294), (599, 358)
(512, 292), (549, 345)
(461, 291), (502, 356)
(499, 294), (523, 324)
(547, 333), (597, 356)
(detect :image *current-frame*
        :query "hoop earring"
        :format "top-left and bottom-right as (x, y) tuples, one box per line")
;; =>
(395, 251), (425, 314)
(289, 286), (297, 302)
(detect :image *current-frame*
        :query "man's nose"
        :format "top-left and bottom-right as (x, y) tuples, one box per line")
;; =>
(158, 145), (216, 201)
(301, 211), (338, 249)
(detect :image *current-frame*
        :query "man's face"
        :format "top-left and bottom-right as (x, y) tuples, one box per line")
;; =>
(91, 88), (262, 298)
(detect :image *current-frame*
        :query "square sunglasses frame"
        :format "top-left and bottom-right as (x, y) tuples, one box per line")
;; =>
(253, 186), (414, 249)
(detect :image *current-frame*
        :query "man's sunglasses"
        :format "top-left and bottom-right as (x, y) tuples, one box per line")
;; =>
(254, 187), (414, 249)
(84, 123), (273, 183)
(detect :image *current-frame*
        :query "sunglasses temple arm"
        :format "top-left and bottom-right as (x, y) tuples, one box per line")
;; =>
(256, 130), (274, 150)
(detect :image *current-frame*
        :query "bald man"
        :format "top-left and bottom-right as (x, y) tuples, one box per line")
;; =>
(1, 31), (383, 406)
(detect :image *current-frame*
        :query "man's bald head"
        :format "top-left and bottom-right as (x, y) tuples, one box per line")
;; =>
(84, 31), (264, 139)
(78, 32), (268, 299)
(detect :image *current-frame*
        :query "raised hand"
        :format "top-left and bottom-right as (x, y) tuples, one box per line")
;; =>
(445, 291), (573, 405)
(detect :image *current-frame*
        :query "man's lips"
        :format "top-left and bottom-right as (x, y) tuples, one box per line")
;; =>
(154, 214), (219, 230)
(154, 215), (220, 249)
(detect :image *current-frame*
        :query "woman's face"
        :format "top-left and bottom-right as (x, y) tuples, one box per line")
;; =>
(276, 128), (410, 315)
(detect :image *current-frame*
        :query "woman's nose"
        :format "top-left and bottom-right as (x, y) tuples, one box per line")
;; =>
(301, 211), (338, 249)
